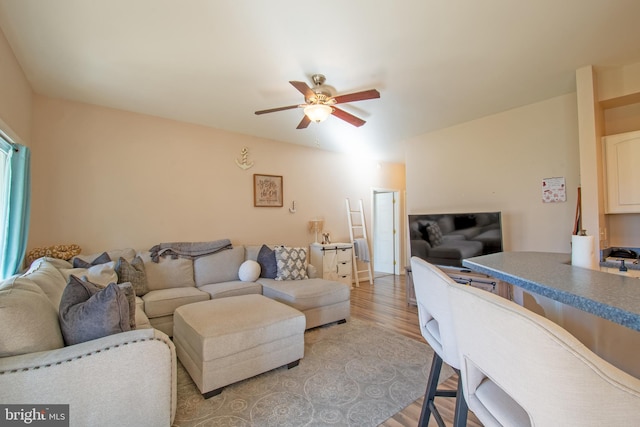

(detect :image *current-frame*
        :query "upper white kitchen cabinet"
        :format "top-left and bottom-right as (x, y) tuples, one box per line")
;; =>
(604, 130), (640, 213)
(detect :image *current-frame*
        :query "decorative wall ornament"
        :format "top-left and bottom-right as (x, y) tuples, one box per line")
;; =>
(235, 147), (254, 170)
(253, 174), (283, 207)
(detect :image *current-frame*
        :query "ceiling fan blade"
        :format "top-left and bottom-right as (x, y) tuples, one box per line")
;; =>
(296, 115), (311, 129)
(331, 107), (366, 127)
(255, 105), (300, 115)
(332, 89), (380, 104)
(290, 81), (316, 100)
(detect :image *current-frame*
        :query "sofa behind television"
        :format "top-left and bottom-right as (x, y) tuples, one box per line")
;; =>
(409, 212), (502, 267)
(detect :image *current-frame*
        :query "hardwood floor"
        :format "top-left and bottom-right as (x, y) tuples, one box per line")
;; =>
(350, 273), (483, 427)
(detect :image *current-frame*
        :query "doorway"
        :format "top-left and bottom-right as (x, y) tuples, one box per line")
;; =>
(372, 189), (401, 277)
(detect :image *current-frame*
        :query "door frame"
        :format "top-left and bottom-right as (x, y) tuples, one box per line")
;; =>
(371, 187), (403, 276)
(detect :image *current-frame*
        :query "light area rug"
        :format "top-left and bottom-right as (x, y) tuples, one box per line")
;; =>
(172, 318), (453, 427)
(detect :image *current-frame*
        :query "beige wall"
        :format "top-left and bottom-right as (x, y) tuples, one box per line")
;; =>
(597, 62), (640, 101)
(405, 93), (580, 256)
(0, 27), (32, 144)
(29, 96), (405, 254)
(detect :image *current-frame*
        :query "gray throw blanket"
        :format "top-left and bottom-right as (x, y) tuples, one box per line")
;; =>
(149, 239), (232, 262)
(353, 238), (370, 263)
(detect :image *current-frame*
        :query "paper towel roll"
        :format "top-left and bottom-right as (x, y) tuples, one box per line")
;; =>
(571, 234), (599, 270)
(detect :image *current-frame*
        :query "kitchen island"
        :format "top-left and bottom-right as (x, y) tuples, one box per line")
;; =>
(463, 251), (640, 378)
(463, 251), (640, 331)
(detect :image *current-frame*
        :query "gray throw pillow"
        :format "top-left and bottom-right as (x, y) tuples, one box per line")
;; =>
(257, 245), (277, 279)
(73, 252), (112, 268)
(59, 275), (131, 345)
(81, 276), (136, 329)
(79, 276), (136, 330)
(115, 256), (149, 296)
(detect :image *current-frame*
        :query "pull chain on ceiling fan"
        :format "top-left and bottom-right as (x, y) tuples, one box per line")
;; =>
(255, 74), (380, 129)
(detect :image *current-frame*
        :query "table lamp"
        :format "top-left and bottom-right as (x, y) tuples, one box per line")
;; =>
(308, 219), (324, 244)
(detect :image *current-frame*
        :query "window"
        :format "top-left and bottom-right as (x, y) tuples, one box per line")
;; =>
(0, 137), (12, 270)
(0, 130), (31, 279)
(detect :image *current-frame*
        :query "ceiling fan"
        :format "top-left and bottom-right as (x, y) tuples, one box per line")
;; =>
(254, 74), (380, 129)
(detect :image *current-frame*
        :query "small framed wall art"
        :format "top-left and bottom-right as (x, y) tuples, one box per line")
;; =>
(253, 174), (283, 207)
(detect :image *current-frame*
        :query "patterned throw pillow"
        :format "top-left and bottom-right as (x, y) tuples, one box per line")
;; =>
(274, 246), (309, 281)
(426, 222), (444, 247)
(115, 256), (149, 296)
(26, 244), (81, 265)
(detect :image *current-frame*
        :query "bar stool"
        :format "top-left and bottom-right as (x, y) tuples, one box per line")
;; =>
(449, 282), (640, 426)
(410, 256), (468, 427)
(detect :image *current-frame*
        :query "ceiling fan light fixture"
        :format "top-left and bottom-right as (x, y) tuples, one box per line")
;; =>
(304, 104), (333, 123)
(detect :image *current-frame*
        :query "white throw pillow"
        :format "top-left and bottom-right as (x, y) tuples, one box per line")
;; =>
(238, 260), (261, 282)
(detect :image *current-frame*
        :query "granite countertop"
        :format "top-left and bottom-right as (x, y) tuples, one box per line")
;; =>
(462, 252), (640, 332)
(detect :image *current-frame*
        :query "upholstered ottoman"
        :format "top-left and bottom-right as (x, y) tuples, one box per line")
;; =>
(173, 294), (305, 398)
(258, 278), (350, 329)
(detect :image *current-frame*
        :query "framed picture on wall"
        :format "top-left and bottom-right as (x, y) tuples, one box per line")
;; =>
(253, 174), (283, 207)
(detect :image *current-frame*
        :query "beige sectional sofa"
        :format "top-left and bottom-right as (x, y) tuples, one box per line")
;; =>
(135, 244), (350, 335)
(0, 243), (350, 427)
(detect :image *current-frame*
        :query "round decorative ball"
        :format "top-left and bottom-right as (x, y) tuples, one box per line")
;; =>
(238, 260), (261, 282)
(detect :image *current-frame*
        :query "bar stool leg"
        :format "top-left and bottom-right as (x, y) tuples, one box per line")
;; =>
(419, 352), (443, 427)
(453, 371), (468, 427)
(419, 353), (468, 427)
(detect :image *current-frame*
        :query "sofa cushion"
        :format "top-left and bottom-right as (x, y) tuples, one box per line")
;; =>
(134, 296), (151, 329)
(259, 278), (350, 311)
(198, 280), (262, 299)
(194, 246), (245, 287)
(244, 245), (262, 262)
(142, 287), (209, 318)
(59, 262), (118, 288)
(19, 257), (70, 310)
(139, 252), (195, 290)
(274, 246), (308, 281)
(238, 260), (261, 282)
(437, 215), (455, 234)
(73, 251), (112, 268)
(58, 275), (131, 346)
(448, 226), (483, 240)
(0, 276), (65, 357)
(115, 256), (149, 296)
(257, 244), (278, 279)
(427, 239), (484, 261)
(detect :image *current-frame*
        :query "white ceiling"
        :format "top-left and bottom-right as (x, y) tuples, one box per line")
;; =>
(1, 0), (640, 163)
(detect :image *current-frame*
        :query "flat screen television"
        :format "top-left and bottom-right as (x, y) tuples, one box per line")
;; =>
(408, 212), (503, 267)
